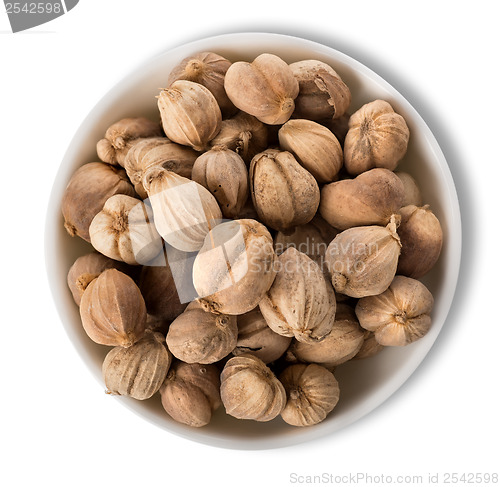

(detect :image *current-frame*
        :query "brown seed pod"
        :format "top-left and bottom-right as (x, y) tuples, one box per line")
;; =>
(287, 304), (364, 369)
(167, 51), (237, 118)
(138, 250), (187, 322)
(220, 354), (286, 422)
(355, 276), (434, 346)
(279, 363), (340, 427)
(278, 119), (343, 183)
(158, 80), (222, 151)
(142, 167), (222, 252)
(274, 215), (338, 273)
(259, 248), (336, 344)
(79, 269), (147, 347)
(160, 362), (221, 427)
(395, 171), (423, 207)
(325, 216), (402, 298)
(191, 146), (249, 218)
(290, 59), (351, 121)
(96, 117), (163, 166)
(102, 332), (172, 400)
(353, 330), (385, 360)
(344, 100), (410, 175)
(224, 53), (299, 125)
(250, 149), (320, 233)
(193, 219), (277, 315)
(124, 137), (197, 199)
(62, 162), (135, 242)
(233, 307), (292, 364)
(319, 168), (405, 230)
(166, 301), (238, 364)
(397, 205), (443, 278)
(89, 194), (163, 265)
(67, 253), (127, 306)
(209, 111), (268, 164)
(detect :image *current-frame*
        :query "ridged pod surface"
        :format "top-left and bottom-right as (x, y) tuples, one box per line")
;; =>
(344, 100), (409, 175)
(280, 364), (340, 426)
(224, 53), (299, 125)
(166, 301), (238, 364)
(193, 219), (276, 315)
(356, 276), (434, 346)
(89, 194), (163, 265)
(221, 355), (286, 422)
(160, 362), (221, 427)
(325, 217), (402, 298)
(143, 167), (222, 252)
(259, 248), (336, 344)
(250, 149), (319, 233)
(158, 80), (221, 151)
(102, 332), (172, 400)
(124, 137), (197, 199)
(79, 269), (147, 347)
(62, 162), (135, 242)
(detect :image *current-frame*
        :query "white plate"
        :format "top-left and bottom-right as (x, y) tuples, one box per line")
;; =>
(45, 32), (462, 450)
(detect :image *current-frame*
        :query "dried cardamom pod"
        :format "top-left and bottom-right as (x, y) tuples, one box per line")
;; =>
(79, 269), (147, 347)
(167, 51), (237, 118)
(233, 307), (292, 364)
(259, 248), (336, 344)
(287, 304), (364, 369)
(124, 137), (197, 199)
(397, 205), (443, 278)
(250, 149), (320, 233)
(138, 250), (187, 322)
(62, 162), (135, 242)
(158, 80), (221, 151)
(96, 117), (163, 166)
(191, 146), (249, 218)
(193, 219), (276, 315)
(344, 100), (410, 175)
(224, 53), (299, 125)
(279, 363), (340, 427)
(319, 168), (405, 230)
(325, 216), (402, 298)
(209, 111), (268, 164)
(395, 171), (423, 207)
(355, 276), (434, 346)
(67, 253), (128, 306)
(142, 167), (222, 252)
(166, 301), (238, 364)
(278, 119), (343, 183)
(160, 362), (221, 427)
(290, 60), (351, 120)
(102, 332), (172, 400)
(220, 354), (286, 422)
(89, 194), (163, 265)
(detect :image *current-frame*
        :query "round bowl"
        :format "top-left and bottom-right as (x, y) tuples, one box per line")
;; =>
(45, 32), (461, 450)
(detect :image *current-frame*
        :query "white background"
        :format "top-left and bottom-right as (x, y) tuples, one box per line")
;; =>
(1, 1), (498, 486)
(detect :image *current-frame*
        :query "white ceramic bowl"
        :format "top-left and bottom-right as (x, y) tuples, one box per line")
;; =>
(45, 32), (461, 450)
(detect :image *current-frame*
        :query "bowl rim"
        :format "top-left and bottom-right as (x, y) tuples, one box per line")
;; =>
(45, 31), (462, 450)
